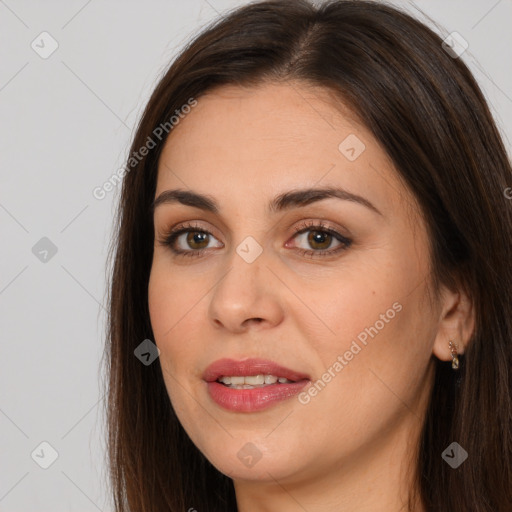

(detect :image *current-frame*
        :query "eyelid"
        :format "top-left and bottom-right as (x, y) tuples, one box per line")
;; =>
(286, 220), (352, 254)
(156, 221), (223, 249)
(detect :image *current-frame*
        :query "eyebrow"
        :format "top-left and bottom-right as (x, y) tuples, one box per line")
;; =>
(151, 186), (383, 216)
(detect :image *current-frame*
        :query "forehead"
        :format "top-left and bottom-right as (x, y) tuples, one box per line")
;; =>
(155, 82), (413, 220)
(160, 82), (365, 166)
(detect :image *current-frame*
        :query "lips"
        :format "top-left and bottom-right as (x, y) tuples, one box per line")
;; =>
(202, 357), (311, 383)
(203, 358), (311, 412)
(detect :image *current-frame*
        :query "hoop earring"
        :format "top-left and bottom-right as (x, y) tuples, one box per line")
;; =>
(448, 340), (459, 370)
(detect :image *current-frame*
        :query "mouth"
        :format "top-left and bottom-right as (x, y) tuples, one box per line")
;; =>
(203, 358), (311, 412)
(203, 357), (310, 383)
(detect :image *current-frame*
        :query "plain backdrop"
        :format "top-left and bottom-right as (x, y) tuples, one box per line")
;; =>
(1, 0), (511, 510)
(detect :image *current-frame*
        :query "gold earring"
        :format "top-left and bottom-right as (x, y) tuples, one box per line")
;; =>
(448, 340), (459, 370)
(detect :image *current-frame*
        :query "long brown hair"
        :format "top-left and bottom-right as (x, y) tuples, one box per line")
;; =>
(102, 1), (512, 510)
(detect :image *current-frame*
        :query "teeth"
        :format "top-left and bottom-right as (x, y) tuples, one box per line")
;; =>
(245, 375), (265, 385)
(218, 374), (293, 388)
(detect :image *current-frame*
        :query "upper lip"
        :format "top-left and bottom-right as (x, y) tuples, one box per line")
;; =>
(203, 358), (311, 383)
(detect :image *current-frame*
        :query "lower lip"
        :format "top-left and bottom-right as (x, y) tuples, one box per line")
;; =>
(206, 380), (310, 412)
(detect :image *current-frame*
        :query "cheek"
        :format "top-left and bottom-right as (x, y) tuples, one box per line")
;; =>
(302, 247), (432, 404)
(148, 261), (196, 338)
(299, 298), (431, 458)
(298, 259), (400, 360)
(148, 266), (201, 417)
(148, 263), (199, 373)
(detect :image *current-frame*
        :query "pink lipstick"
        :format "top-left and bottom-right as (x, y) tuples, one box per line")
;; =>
(203, 358), (310, 412)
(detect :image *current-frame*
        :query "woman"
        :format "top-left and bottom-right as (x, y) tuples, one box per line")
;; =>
(103, 0), (512, 510)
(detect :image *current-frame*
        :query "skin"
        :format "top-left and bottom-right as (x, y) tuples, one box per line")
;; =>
(148, 82), (475, 512)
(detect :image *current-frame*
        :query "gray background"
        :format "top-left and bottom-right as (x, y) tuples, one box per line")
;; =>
(1, 0), (511, 510)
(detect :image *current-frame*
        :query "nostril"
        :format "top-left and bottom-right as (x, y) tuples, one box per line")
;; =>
(240, 318), (264, 329)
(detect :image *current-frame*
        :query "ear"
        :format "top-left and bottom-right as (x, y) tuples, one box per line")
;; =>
(432, 283), (475, 361)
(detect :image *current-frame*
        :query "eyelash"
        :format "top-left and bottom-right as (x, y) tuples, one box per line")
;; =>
(157, 220), (352, 259)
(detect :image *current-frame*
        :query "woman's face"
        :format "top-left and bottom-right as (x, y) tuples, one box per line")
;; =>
(148, 82), (442, 487)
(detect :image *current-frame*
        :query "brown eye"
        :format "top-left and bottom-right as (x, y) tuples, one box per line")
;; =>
(159, 220), (351, 260)
(185, 231), (210, 250)
(158, 222), (223, 257)
(305, 230), (333, 250)
(290, 221), (352, 258)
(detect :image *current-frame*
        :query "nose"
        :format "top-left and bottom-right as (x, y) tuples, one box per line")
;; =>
(208, 246), (284, 334)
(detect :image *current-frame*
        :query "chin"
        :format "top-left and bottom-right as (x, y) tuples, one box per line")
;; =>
(212, 453), (298, 482)
(197, 435), (309, 483)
